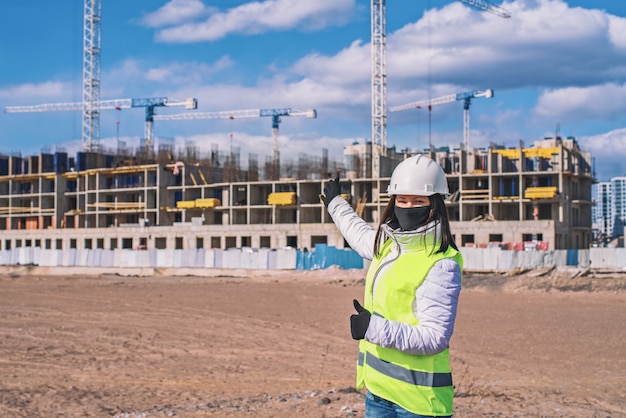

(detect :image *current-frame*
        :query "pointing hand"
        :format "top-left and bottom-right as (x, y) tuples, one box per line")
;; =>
(320, 171), (341, 207)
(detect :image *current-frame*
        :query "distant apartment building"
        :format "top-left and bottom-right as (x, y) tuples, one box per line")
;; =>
(0, 136), (594, 253)
(612, 177), (626, 240)
(592, 181), (612, 242)
(592, 177), (626, 244)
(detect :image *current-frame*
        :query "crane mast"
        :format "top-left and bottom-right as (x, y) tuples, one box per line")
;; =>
(371, 0), (387, 179)
(82, 0), (102, 152)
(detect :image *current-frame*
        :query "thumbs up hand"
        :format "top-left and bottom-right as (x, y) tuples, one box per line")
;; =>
(350, 299), (371, 340)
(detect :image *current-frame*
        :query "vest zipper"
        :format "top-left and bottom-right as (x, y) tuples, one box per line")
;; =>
(371, 232), (402, 304)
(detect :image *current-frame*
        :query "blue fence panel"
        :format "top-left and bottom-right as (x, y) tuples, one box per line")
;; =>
(345, 248), (364, 269)
(296, 250), (314, 270)
(315, 243), (331, 269)
(296, 244), (364, 270)
(566, 249), (578, 266)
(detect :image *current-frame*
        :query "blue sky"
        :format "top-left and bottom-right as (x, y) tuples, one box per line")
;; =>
(1, 0), (625, 181)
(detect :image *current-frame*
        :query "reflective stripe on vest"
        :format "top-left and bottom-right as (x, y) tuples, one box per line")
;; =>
(366, 353), (453, 387)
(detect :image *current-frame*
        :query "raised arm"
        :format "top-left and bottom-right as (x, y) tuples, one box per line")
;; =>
(326, 197), (377, 260)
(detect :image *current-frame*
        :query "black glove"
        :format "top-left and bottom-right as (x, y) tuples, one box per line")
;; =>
(350, 299), (371, 340)
(320, 172), (341, 207)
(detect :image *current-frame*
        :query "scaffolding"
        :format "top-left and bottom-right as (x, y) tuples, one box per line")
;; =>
(0, 136), (594, 250)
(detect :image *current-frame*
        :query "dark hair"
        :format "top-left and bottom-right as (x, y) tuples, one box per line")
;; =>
(373, 194), (458, 256)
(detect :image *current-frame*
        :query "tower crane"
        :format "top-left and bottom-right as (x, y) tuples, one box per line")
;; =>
(389, 89), (494, 150)
(370, 0), (510, 177)
(153, 108), (317, 180)
(4, 97), (198, 154)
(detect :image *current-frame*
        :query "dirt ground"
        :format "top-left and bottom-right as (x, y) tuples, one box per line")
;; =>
(0, 266), (624, 418)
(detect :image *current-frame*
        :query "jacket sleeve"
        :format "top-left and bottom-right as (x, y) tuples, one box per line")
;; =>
(326, 196), (377, 260)
(364, 257), (461, 355)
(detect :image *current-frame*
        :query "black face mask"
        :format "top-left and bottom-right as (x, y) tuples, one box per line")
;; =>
(394, 205), (432, 231)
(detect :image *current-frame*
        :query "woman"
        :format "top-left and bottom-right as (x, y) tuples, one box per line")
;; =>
(321, 155), (463, 418)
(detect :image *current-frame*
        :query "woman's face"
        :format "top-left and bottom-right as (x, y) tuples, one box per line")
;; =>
(395, 194), (431, 208)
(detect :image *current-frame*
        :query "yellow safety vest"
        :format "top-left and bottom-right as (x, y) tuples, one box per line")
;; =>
(356, 238), (463, 416)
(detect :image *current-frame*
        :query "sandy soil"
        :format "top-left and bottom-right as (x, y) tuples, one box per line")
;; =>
(0, 266), (624, 417)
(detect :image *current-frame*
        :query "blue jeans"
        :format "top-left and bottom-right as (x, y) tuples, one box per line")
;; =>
(365, 392), (451, 418)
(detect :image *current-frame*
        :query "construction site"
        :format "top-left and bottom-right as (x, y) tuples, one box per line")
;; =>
(4, 2), (626, 418)
(0, 134), (594, 258)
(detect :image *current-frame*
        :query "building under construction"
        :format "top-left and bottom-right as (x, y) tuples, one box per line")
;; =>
(0, 136), (594, 254)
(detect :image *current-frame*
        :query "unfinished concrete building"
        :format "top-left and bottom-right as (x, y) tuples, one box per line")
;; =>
(0, 136), (593, 254)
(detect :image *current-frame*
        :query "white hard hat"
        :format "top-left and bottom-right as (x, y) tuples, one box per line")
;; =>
(387, 155), (449, 196)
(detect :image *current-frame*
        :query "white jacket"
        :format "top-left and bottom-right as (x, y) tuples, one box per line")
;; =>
(327, 196), (462, 355)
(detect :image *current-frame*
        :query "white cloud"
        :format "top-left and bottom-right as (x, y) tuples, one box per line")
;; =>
(98, 57), (236, 102)
(608, 14), (626, 49)
(140, 0), (211, 28)
(154, 0), (356, 43)
(291, 40), (369, 87)
(579, 128), (626, 180)
(103, 59), (144, 96)
(0, 81), (74, 102)
(387, 0), (626, 89)
(145, 57), (235, 84)
(156, 76), (369, 120)
(533, 83), (626, 122)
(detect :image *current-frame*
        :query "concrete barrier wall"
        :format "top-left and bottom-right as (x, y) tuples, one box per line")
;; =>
(0, 247), (303, 270)
(458, 248), (590, 270)
(1, 246), (625, 270)
(588, 247), (626, 269)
